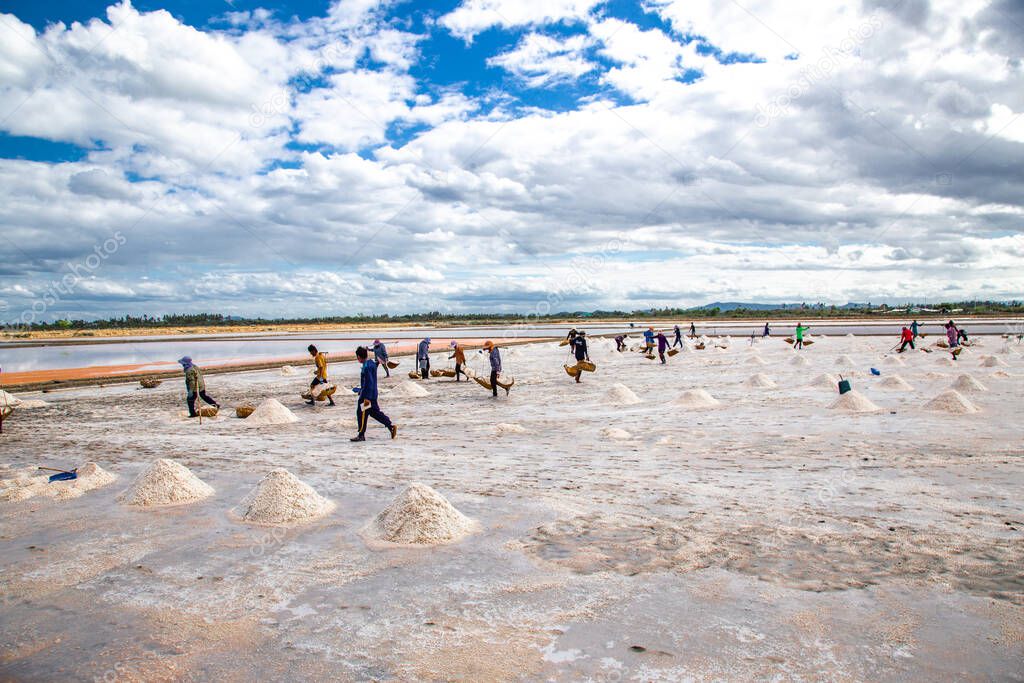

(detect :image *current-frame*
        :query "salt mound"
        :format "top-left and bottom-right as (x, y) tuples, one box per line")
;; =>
(805, 373), (839, 390)
(246, 398), (299, 426)
(882, 355), (905, 366)
(604, 383), (641, 406)
(16, 399), (49, 409)
(828, 390), (881, 413)
(923, 390), (978, 414)
(390, 381), (430, 398)
(673, 389), (720, 408)
(495, 422), (528, 435)
(600, 427), (632, 440)
(936, 357), (956, 366)
(745, 355), (766, 366)
(743, 373), (777, 388)
(878, 375), (914, 390)
(980, 356), (1008, 368)
(233, 468), (334, 526)
(950, 374), (987, 392)
(280, 365), (297, 376)
(0, 390), (22, 406)
(117, 459), (214, 507)
(991, 370), (1011, 379)
(835, 355), (856, 367)
(846, 333), (856, 338)
(0, 461), (116, 502)
(790, 355), (810, 367)
(363, 483), (477, 546)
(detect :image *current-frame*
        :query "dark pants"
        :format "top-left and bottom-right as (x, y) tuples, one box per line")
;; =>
(899, 340), (915, 352)
(490, 369), (498, 396)
(659, 350), (666, 364)
(455, 363), (465, 381)
(616, 340), (625, 351)
(187, 391), (217, 416)
(420, 359), (429, 379)
(377, 358), (390, 377)
(672, 335), (682, 348)
(795, 340), (803, 350)
(357, 398), (392, 436)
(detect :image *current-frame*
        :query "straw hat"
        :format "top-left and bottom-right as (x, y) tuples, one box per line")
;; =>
(483, 340), (494, 349)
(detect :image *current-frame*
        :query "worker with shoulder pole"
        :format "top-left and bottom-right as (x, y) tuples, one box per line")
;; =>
(571, 331), (589, 383)
(672, 324), (683, 348)
(351, 346), (397, 442)
(656, 329), (670, 364)
(643, 326), (655, 353)
(417, 337), (431, 379)
(483, 341), (500, 397)
(178, 356), (219, 418)
(306, 345), (336, 406)
(372, 339), (390, 378)
(449, 340), (467, 381)
(794, 322), (809, 350)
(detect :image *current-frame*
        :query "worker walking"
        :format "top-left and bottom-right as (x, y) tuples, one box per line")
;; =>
(672, 325), (683, 348)
(372, 339), (390, 378)
(178, 356), (219, 418)
(763, 322), (770, 337)
(417, 338), (431, 379)
(794, 323), (809, 350)
(306, 345), (336, 406)
(643, 327), (655, 353)
(571, 331), (589, 383)
(656, 330), (670, 364)
(910, 320), (920, 339)
(351, 346), (397, 442)
(484, 341), (502, 397)
(898, 326), (915, 352)
(689, 322), (696, 337)
(449, 341), (467, 381)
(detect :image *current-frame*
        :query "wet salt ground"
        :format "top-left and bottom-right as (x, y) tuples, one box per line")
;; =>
(1, 336), (1022, 680)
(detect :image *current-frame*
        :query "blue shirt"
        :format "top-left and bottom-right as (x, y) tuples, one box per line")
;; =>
(489, 347), (502, 373)
(358, 359), (379, 401)
(417, 340), (430, 360)
(373, 343), (388, 361)
(644, 330), (654, 344)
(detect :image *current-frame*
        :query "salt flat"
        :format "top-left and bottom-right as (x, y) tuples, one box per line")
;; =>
(1, 335), (1022, 681)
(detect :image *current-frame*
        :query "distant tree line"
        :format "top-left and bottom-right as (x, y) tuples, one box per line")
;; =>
(16, 300), (1024, 332)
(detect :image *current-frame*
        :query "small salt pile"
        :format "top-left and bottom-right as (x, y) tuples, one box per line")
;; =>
(600, 427), (632, 440)
(280, 365), (297, 376)
(0, 461), (116, 502)
(790, 356), (810, 367)
(389, 381), (431, 398)
(828, 390), (881, 413)
(494, 423), (528, 435)
(882, 355), (905, 366)
(878, 375), (914, 390)
(743, 373), (777, 389)
(923, 390), (979, 414)
(745, 355), (766, 366)
(0, 390), (22, 406)
(15, 399), (49, 409)
(949, 374), (987, 393)
(363, 483), (477, 546)
(980, 356), (1008, 368)
(604, 383), (641, 406)
(805, 373), (839, 390)
(835, 355), (856, 367)
(233, 468), (334, 526)
(673, 389), (720, 408)
(117, 459), (214, 507)
(246, 398), (299, 426)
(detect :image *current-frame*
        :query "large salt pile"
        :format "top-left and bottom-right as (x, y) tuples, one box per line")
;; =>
(604, 383), (642, 406)
(745, 355), (766, 366)
(805, 373), (839, 390)
(363, 483), (477, 546)
(494, 422), (528, 435)
(15, 399), (49, 409)
(950, 374), (987, 393)
(117, 459), (214, 507)
(600, 426), (632, 440)
(923, 390), (979, 414)
(0, 390), (22, 406)
(673, 389), (720, 408)
(390, 381), (431, 398)
(233, 468), (334, 526)
(790, 355), (810, 367)
(743, 373), (777, 389)
(835, 355), (856, 367)
(878, 375), (914, 390)
(980, 356), (1008, 368)
(280, 365), (297, 376)
(829, 390), (881, 413)
(0, 461), (116, 502)
(246, 398), (299, 426)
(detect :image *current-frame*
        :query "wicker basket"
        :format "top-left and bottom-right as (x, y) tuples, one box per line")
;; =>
(694, 343), (706, 350)
(667, 349), (680, 357)
(564, 363), (579, 376)
(408, 370), (421, 379)
(577, 360), (596, 372)
(139, 378), (162, 388)
(236, 405), (255, 418)
(936, 340), (949, 348)
(430, 368), (456, 378)
(474, 376), (493, 390)
(197, 406), (218, 418)
(387, 360), (399, 369)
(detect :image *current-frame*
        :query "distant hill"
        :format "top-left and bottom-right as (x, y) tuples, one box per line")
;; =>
(697, 302), (803, 311)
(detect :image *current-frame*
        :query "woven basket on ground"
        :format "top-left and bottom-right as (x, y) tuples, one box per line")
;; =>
(408, 370), (421, 379)
(140, 378), (162, 388)
(236, 405), (255, 418)
(197, 406), (218, 418)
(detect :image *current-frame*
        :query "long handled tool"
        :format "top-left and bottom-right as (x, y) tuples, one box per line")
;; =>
(38, 466), (78, 482)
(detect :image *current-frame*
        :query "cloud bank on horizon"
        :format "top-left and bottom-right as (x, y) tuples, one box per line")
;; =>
(0, 0), (1021, 321)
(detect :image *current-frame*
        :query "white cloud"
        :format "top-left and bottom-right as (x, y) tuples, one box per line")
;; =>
(488, 33), (595, 87)
(439, 0), (602, 42)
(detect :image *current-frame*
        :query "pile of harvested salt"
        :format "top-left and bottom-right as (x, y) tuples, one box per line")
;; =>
(233, 468), (334, 526)
(0, 390), (22, 406)
(494, 422), (528, 435)
(673, 389), (720, 409)
(878, 375), (914, 390)
(743, 373), (777, 389)
(604, 383), (642, 406)
(790, 355), (810, 367)
(949, 374), (987, 392)
(835, 355), (856, 367)
(923, 390), (978, 414)
(389, 381), (430, 398)
(0, 461), (116, 502)
(745, 355), (766, 366)
(280, 365), (297, 376)
(980, 356), (1008, 368)
(829, 390), (881, 413)
(805, 373), (839, 390)
(246, 399), (299, 426)
(363, 483), (477, 546)
(991, 370), (1011, 379)
(882, 355), (905, 366)
(117, 459), (214, 507)
(600, 426), (632, 440)
(15, 399), (49, 409)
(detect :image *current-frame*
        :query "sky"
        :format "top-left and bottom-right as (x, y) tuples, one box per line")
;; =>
(0, 0), (1022, 322)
